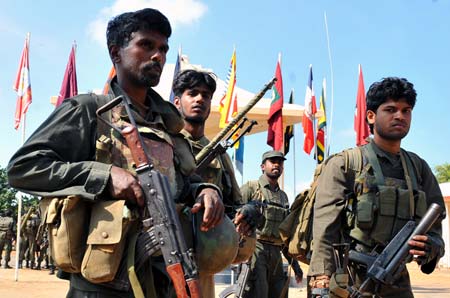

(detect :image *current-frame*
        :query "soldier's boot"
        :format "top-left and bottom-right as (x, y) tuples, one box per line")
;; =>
(30, 261), (35, 269)
(18, 261), (23, 269)
(49, 265), (55, 275)
(25, 260), (29, 268)
(2, 264), (12, 269)
(35, 262), (41, 270)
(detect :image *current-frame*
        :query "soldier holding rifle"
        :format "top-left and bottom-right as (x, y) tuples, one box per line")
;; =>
(8, 8), (224, 298)
(173, 69), (264, 297)
(308, 77), (445, 298)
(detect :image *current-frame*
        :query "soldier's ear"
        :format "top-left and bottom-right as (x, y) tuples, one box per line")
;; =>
(367, 110), (376, 125)
(173, 96), (181, 108)
(109, 45), (121, 64)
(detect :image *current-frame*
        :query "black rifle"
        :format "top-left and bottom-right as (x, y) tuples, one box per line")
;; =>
(97, 95), (200, 298)
(348, 203), (444, 297)
(219, 259), (251, 298)
(195, 77), (277, 172)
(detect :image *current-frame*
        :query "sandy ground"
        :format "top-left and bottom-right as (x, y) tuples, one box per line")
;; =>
(1, 258), (449, 298)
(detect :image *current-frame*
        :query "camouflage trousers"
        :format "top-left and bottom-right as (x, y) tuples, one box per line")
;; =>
(243, 241), (288, 298)
(0, 238), (13, 264)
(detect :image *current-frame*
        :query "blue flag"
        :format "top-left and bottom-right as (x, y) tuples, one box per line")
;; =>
(235, 136), (244, 175)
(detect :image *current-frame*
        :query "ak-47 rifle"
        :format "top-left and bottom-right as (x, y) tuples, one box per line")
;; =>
(195, 77), (277, 171)
(97, 95), (200, 298)
(219, 259), (251, 298)
(348, 203), (444, 297)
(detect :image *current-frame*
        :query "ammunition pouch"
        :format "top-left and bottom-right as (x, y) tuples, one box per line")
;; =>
(81, 200), (134, 283)
(40, 196), (89, 273)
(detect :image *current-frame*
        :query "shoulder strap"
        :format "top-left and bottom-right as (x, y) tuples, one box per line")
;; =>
(343, 146), (364, 176)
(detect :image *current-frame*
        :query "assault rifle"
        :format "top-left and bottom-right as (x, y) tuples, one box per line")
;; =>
(348, 203), (444, 297)
(195, 77), (277, 172)
(218, 259), (251, 298)
(97, 95), (200, 298)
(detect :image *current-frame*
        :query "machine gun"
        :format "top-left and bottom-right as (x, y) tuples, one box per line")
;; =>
(348, 203), (444, 297)
(97, 95), (200, 298)
(195, 77), (277, 172)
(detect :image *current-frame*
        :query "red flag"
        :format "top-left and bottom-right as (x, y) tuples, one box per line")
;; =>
(355, 64), (370, 146)
(13, 35), (32, 130)
(56, 45), (78, 107)
(303, 65), (317, 154)
(267, 58), (284, 151)
(103, 66), (116, 95)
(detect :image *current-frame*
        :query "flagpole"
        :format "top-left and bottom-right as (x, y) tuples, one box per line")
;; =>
(278, 52), (285, 191)
(324, 11), (334, 156)
(291, 89), (297, 197)
(14, 32), (30, 282)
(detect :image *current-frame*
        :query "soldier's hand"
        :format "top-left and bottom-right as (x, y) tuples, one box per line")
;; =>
(408, 234), (439, 265)
(234, 213), (252, 236)
(191, 188), (224, 232)
(108, 166), (144, 207)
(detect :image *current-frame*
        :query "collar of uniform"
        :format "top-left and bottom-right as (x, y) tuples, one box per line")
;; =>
(180, 129), (210, 149)
(258, 174), (280, 191)
(108, 77), (184, 135)
(370, 140), (401, 166)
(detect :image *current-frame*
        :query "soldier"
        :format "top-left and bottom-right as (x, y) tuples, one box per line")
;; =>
(172, 69), (261, 297)
(240, 150), (303, 298)
(0, 210), (15, 269)
(8, 8), (223, 298)
(308, 77), (445, 297)
(22, 211), (40, 269)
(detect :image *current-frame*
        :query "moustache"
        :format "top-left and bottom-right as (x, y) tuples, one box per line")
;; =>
(191, 104), (206, 111)
(143, 62), (162, 72)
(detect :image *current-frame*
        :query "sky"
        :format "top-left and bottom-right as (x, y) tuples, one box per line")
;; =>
(1, 0), (449, 202)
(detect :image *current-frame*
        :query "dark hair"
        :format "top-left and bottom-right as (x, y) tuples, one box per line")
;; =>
(106, 8), (171, 49)
(366, 77), (417, 132)
(172, 69), (217, 97)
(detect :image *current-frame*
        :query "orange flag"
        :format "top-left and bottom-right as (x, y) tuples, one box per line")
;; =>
(13, 35), (32, 130)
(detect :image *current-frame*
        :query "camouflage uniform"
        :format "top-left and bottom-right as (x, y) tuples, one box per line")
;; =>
(7, 78), (221, 298)
(309, 140), (445, 297)
(240, 174), (290, 298)
(21, 213), (40, 269)
(0, 213), (15, 268)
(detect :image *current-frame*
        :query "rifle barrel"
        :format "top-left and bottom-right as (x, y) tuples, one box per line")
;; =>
(195, 77), (276, 164)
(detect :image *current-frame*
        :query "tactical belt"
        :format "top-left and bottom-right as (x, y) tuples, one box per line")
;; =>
(257, 239), (283, 247)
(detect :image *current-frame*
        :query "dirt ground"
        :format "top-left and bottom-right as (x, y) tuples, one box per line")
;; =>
(1, 259), (449, 298)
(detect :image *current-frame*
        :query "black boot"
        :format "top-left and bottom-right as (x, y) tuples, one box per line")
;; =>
(26, 260), (29, 268)
(49, 265), (55, 275)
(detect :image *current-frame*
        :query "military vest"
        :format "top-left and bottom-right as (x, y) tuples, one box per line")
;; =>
(96, 100), (197, 203)
(348, 142), (427, 249)
(247, 180), (289, 244)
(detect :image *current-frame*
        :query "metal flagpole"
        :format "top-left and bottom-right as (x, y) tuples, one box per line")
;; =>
(14, 32), (30, 282)
(292, 89), (297, 197)
(324, 11), (334, 156)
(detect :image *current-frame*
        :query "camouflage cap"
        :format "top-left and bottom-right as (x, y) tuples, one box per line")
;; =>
(261, 150), (286, 163)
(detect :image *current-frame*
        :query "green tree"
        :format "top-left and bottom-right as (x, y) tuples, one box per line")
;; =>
(434, 163), (450, 183)
(0, 166), (39, 217)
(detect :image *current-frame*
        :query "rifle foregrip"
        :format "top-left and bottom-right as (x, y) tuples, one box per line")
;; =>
(121, 125), (148, 168)
(187, 279), (201, 298)
(167, 263), (190, 298)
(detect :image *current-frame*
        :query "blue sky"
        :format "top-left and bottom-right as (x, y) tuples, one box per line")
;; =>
(1, 0), (449, 202)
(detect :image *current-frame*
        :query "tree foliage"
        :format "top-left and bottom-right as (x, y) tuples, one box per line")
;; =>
(0, 166), (39, 217)
(434, 163), (450, 183)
